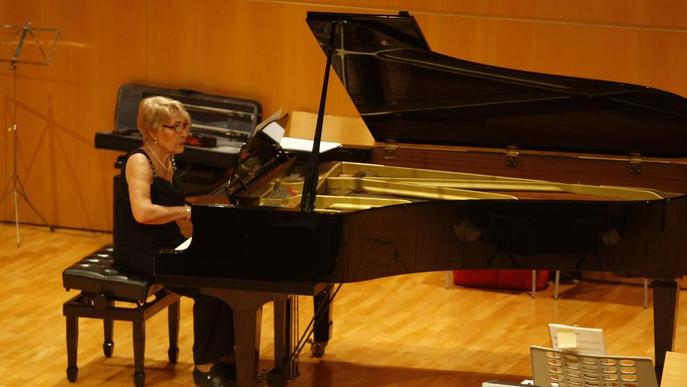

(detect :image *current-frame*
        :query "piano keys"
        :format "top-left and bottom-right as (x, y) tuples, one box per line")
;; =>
(154, 10), (687, 387)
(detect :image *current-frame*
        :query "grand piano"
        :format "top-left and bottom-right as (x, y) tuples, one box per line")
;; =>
(155, 11), (687, 387)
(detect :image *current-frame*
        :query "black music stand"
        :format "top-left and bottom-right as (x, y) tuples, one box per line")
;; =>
(0, 22), (60, 246)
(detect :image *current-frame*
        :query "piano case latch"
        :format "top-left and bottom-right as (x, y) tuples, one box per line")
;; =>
(505, 145), (519, 168)
(629, 153), (643, 175)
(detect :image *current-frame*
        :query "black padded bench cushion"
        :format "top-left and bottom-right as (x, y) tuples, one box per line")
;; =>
(62, 245), (159, 303)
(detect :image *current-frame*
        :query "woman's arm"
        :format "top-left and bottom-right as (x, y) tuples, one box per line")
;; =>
(126, 153), (189, 225)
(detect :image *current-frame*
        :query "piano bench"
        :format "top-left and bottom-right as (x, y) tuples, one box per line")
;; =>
(61, 244), (181, 387)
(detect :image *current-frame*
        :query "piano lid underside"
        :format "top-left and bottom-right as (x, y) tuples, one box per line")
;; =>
(307, 13), (687, 158)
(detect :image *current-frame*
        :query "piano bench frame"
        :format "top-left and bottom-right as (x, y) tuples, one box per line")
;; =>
(62, 246), (181, 387)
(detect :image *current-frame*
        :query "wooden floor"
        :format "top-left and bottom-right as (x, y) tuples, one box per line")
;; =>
(1, 223), (685, 387)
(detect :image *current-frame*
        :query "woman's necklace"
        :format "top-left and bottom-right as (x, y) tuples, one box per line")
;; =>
(145, 145), (173, 172)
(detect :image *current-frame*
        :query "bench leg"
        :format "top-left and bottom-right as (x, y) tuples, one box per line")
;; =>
(66, 314), (79, 382)
(168, 299), (180, 364)
(103, 300), (114, 357)
(133, 320), (145, 387)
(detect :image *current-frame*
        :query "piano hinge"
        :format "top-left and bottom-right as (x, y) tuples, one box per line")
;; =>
(629, 153), (642, 175)
(505, 145), (519, 168)
(383, 139), (398, 160)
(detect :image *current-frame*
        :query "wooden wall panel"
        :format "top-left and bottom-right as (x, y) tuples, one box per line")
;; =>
(0, 1), (145, 231)
(266, 0), (687, 29)
(144, 0), (360, 117)
(0, 0), (685, 231)
(416, 13), (687, 97)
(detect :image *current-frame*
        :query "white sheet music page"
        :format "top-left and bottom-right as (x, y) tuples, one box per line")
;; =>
(548, 323), (606, 355)
(263, 121), (285, 143)
(264, 119), (341, 153)
(280, 136), (341, 153)
(253, 108), (286, 137)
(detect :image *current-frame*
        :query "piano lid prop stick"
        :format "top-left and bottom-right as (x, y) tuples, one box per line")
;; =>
(300, 20), (337, 213)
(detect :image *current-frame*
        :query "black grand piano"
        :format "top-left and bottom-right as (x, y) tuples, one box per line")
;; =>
(155, 11), (687, 386)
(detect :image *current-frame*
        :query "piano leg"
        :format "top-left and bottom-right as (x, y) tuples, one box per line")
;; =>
(270, 297), (295, 384)
(652, 279), (680, 382)
(312, 284), (333, 357)
(201, 288), (292, 387)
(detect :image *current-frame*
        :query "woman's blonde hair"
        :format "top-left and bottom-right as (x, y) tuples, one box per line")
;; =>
(137, 96), (190, 142)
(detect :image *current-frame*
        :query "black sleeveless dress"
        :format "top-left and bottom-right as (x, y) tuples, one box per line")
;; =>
(113, 148), (186, 277)
(113, 148), (234, 365)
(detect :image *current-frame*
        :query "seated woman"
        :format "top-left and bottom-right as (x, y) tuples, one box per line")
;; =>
(114, 96), (236, 387)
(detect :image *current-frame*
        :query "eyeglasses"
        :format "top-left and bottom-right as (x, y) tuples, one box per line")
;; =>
(161, 121), (192, 133)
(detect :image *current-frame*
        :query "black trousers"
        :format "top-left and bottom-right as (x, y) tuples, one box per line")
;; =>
(192, 294), (235, 364)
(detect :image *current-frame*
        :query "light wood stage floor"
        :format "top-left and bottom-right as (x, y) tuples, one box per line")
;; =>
(1, 223), (685, 386)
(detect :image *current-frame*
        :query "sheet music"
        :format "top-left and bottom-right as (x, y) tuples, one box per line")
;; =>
(264, 119), (341, 153)
(548, 323), (606, 355)
(252, 108), (286, 138)
(263, 121), (285, 143)
(280, 136), (341, 153)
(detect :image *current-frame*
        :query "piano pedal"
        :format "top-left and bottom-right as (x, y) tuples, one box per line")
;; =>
(310, 340), (327, 358)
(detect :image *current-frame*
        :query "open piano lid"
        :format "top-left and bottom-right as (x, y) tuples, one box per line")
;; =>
(306, 11), (687, 158)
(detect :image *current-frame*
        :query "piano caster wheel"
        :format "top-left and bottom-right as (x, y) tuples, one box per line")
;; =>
(168, 346), (179, 364)
(311, 341), (327, 358)
(133, 371), (145, 387)
(103, 341), (114, 357)
(66, 365), (78, 382)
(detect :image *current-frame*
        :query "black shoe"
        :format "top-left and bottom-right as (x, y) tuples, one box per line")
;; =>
(213, 361), (237, 381)
(193, 364), (235, 387)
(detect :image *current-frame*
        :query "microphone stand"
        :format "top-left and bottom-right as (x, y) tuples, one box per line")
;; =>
(0, 22), (60, 246)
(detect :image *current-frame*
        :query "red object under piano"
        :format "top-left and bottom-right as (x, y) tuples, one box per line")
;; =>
(453, 269), (549, 290)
